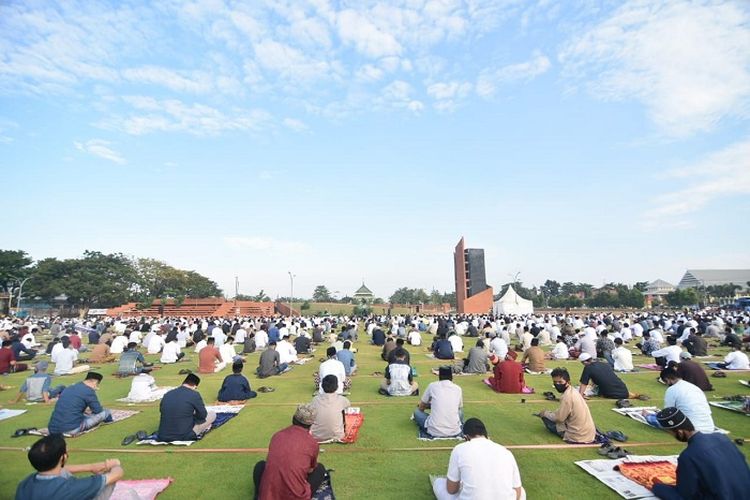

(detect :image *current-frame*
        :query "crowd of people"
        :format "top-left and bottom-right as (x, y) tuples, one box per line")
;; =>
(1, 307), (749, 499)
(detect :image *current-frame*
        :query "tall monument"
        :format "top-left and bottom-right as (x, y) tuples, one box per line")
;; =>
(454, 237), (494, 314)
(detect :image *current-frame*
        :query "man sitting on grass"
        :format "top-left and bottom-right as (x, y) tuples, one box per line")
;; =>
(254, 404), (330, 500)
(611, 338), (633, 372)
(380, 349), (418, 396)
(9, 360), (65, 404)
(536, 367), (596, 444)
(484, 351), (528, 394)
(310, 374), (350, 443)
(198, 337), (226, 374)
(651, 407), (750, 499)
(116, 342), (152, 376)
(157, 373), (215, 442)
(316, 347), (349, 394)
(463, 339), (489, 374)
(256, 342), (291, 379)
(673, 352), (712, 391)
(48, 372), (112, 436)
(432, 418), (524, 500)
(16, 434), (125, 499)
(413, 366), (463, 438)
(578, 353), (630, 399)
(218, 361), (257, 404)
(521, 338), (546, 374)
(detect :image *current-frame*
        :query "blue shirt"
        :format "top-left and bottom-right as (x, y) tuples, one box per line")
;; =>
(217, 373), (255, 402)
(434, 339), (454, 359)
(158, 385), (208, 442)
(20, 373), (52, 401)
(16, 472), (104, 500)
(336, 350), (356, 376)
(268, 326), (280, 343)
(652, 432), (750, 500)
(48, 382), (103, 434)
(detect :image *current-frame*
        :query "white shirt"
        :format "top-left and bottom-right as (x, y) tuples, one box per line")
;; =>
(724, 351), (750, 369)
(110, 335), (128, 354)
(421, 380), (463, 437)
(319, 358), (346, 394)
(664, 380), (715, 433)
(489, 337), (508, 359)
(255, 330), (268, 349)
(160, 341), (181, 363)
(212, 329), (227, 347)
(52, 348), (78, 375)
(235, 329), (247, 343)
(651, 345), (682, 365)
(446, 437), (522, 500)
(408, 330), (422, 346)
(50, 342), (64, 360)
(127, 374), (156, 400)
(276, 340), (298, 364)
(147, 335), (165, 354)
(448, 335), (463, 353)
(219, 343), (236, 364)
(612, 346), (633, 371)
(550, 342), (569, 360)
(194, 339), (207, 353)
(129, 331), (142, 344)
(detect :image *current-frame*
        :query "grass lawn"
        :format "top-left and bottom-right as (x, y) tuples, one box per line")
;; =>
(1, 329), (748, 499)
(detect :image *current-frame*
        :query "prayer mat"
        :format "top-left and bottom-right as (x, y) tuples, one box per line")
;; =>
(116, 387), (175, 404)
(28, 409), (140, 437)
(311, 478), (335, 500)
(0, 409), (27, 421)
(740, 380), (750, 388)
(430, 368), (483, 376)
(110, 478), (173, 500)
(318, 410), (364, 444)
(418, 428), (463, 441)
(709, 400), (750, 416)
(703, 362), (750, 372)
(635, 364), (662, 371)
(576, 455), (678, 499)
(616, 461), (677, 490)
(137, 405), (243, 446)
(612, 406), (730, 433)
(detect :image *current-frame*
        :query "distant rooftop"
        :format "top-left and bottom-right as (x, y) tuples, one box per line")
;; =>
(677, 269), (750, 289)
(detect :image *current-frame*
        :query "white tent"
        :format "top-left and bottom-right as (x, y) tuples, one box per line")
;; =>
(493, 285), (534, 316)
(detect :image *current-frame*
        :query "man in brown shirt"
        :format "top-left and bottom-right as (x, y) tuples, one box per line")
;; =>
(89, 341), (116, 364)
(521, 338), (546, 373)
(675, 352), (713, 391)
(538, 367), (596, 443)
(310, 374), (350, 442)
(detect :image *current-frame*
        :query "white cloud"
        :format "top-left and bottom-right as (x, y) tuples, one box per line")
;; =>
(476, 53), (551, 98)
(643, 136), (750, 227)
(121, 66), (214, 94)
(224, 236), (309, 254)
(427, 80), (473, 110)
(559, 0), (750, 137)
(113, 96), (272, 136)
(336, 9), (403, 58)
(74, 139), (126, 164)
(282, 118), (308, 132)
(253, 39), (334, 82)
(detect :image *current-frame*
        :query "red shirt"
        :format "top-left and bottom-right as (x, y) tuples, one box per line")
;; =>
(69, 335), (82, 350)
(489, 360), (525, 393)
(260, 425), (319, 500)
(198, 346), (221, 373)
(0, 347), (15, 374)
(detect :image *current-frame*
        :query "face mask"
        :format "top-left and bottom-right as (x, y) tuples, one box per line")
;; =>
(554, 383), (567, 394)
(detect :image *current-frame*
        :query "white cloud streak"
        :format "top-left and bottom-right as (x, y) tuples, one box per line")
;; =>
(559, 0), (750, 137)
(74, 139), (126, 164)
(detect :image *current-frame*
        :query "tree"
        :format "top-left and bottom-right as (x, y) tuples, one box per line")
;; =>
(540, 279), (561, 297)
(0, 250), (33, 292)
(133, 258), (221, 300)
(560, 282), (577, 296)
(250, 290), (271, 301)
(389, 287), (429, 304)
(665, 288), (699, 307)
(312, 285), (333, 302)
(429, 289), (443, 305)
(24, 258), (69, 301)
(633, 281), (649, 292)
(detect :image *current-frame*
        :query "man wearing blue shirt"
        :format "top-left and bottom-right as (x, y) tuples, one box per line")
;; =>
(16, 434), (125, 500)
(10, 361), (65, 404)
(268, 323), (280, 343)
(652, 407), (750, 499)
(48, 372), (111, 436)
(158, 373), (215, 442)
(336, 341), (357, 376)
(218, 361), (257, 403)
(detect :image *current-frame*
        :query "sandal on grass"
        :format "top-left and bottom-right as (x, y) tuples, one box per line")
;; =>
(607, 447), (630, 459)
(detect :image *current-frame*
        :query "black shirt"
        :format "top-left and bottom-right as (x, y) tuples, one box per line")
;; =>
(580, 361), (629, 399)
(372, 329), (386, 346)
(158, 386), (208, 441)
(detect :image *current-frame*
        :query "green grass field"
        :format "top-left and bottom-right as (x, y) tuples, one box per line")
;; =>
(1, 331), (748, 499)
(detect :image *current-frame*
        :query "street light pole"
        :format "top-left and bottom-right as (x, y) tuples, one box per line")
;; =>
(288, 272), (296, 318)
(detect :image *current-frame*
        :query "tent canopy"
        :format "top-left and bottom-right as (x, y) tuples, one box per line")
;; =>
(493, 285), (534, 316)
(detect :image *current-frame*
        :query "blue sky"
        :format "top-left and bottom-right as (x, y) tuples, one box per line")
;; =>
(1, 0), (749, 300)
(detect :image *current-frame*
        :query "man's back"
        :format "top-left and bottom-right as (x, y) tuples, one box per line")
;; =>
(581, 362), (628, 399)
(319, 359), (346, 393)
(158, 386), (205, 441)
(447, 437), (521, 500)
(117, 350), (141, 375)
(48, 383), (98, 434)
(198, 346), (220, 373)
(676, 360), (712, 391)
(423, 380), (462, 437)
(465, 347), (488, 373)
(664, 380), (714, 433)
(15, 471), (106, 500)
(258, 349), (279, 377)
(336, 349), (355, 375)
(260, 425), (318, 500)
